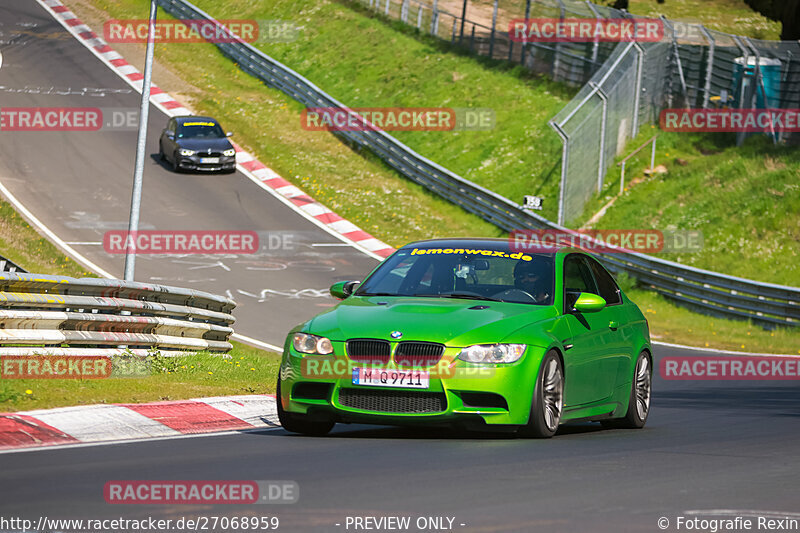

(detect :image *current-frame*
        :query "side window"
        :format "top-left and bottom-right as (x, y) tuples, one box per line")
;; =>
(167, 119), (176, 133)
(586, 257), (622, 305)
(563, 255), (599, 310)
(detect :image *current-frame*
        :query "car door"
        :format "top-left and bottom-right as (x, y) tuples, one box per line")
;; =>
(585, 256), (636, 392)
(561, 254), (619, 407)
(162, 118), (177, 158)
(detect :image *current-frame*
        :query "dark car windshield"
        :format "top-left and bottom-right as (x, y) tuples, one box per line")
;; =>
(177, 120), (225, 139)
(356, 245), (555, 305)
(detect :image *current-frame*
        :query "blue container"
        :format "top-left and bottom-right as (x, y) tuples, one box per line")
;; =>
(731, 56), (782, 108)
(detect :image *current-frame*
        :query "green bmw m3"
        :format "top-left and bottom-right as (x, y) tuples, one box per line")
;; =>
(277, 238), (652, 438)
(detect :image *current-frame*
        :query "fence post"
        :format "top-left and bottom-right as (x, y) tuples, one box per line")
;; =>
(650, 137), (657, 171)
(489, 0), (498, 59)
(632, 42), (644, 137)
(620, 161), (626, 194)
(550, 121), (569, 226)
(585, 0), (601, 66)
(661, 16), (689, 108)
(401, 0), (409, 22)
(552, 0), (566, 80)
(452, 17), (458, 43)
(459, 0), (468, 44)
(417, 4), (423, 29)
(470, 24), (475, 53)
(732, 36), (750, 146)
(590, 82), (608, 193)
(431, 0), (439, 35)
(521, 0), (532, 66)
(385, 0), (390, 16)
(697, 25), (715, 109)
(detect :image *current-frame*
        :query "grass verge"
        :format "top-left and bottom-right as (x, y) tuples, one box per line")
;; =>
(0, 341), (281, 412)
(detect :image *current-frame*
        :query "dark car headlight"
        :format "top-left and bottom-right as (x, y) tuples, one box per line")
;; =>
(292, 332), (333, 355)
(179, 149), (196, 156)
(457, 344), (526, 364)
(223, 148), (236, 157)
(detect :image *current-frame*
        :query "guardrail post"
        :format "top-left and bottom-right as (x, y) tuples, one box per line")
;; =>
(697, 25), (715, 109)
(590, 81), (608, 192)
(489, 0), (498, 58)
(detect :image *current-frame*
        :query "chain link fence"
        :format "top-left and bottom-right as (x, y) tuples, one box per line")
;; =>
(354, 0), (800, 225)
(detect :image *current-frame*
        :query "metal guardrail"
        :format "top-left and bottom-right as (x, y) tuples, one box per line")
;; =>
(157, 0), (799, 328)
(0, 272), (236, 355)
(0, 254), (26, 274)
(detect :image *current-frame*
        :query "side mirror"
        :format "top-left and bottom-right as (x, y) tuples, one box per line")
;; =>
(573, 292), (606, 313)
(226, 132), (234, 137)
(165, 130), (175, 139)
(330, 280), (359, 300)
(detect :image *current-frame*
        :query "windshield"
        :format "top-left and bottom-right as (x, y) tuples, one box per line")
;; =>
(356, 245), (555, 305)
(177, 121), (225, 139)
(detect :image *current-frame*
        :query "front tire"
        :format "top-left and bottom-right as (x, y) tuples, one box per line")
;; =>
(519, 350), (563, 438)
(276, 379), (335, 436)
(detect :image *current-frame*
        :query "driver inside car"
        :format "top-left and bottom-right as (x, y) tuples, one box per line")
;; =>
(513, 260), (553, 304)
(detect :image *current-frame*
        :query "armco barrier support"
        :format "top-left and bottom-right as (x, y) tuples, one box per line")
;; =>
(0, 272), (236, 355)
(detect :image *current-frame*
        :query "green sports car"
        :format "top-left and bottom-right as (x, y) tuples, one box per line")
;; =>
(277, 238), (652, 438)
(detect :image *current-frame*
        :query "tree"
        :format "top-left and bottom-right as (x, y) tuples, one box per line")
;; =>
(744, 0), (800, 40)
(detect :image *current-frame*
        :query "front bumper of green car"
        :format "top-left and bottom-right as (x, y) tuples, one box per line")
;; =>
(278, 342), (547, 428)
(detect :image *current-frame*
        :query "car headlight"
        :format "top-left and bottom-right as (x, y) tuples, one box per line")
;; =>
(457, 344), (526, 364)
(179, 149), (195, 156)
(223, 148), (236, 157)
(292, 332), (333, 355)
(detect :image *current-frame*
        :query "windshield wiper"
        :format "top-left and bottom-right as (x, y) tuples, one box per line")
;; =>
(414, 292), (498, 302)
(357, 292), (398, 297)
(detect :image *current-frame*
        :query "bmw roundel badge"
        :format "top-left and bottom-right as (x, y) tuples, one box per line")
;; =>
(390, 331), (403, 339)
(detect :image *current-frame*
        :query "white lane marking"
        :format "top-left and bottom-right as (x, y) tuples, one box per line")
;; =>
(0, 426), (282, 456)
(231, 332), (282, 353)
(25, 404), (180, 441)
(311, 243), (352, 247)
(64, 241), (102, 245)
(685, 510), (800, 519)
(652, 340), (799, 358)
(0, 50), (3, 71)
(0, 177), (114, 278)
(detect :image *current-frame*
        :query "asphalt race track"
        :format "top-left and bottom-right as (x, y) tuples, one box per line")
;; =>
(1, 344), (799, 532)
(0, 2), (799, 532)
(0, 0), (377, 346)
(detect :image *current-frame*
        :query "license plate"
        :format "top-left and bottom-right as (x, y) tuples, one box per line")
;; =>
(199, 157), (219, 164)
(352, 367), (429, 389)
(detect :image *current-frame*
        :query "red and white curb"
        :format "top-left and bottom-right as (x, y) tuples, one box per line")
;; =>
(0, 395), (279, 452)
(36, 0), (396, 261)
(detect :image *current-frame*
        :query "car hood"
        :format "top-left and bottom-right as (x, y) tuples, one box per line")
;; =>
(176, 137), (233, 152)
(306, 296), (558, 346)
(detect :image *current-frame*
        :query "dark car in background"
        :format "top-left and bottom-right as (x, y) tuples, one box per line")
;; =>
(159, 116), (236, 173)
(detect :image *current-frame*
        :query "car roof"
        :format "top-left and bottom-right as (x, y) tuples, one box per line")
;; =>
(398, 237), (585, 257)
(175, 116), (218, 124)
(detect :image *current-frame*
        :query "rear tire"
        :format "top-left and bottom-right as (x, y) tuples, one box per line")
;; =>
(519, 350), (563, 438)
(602, 351), (651, 429)
(276, 379), (334, 436)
